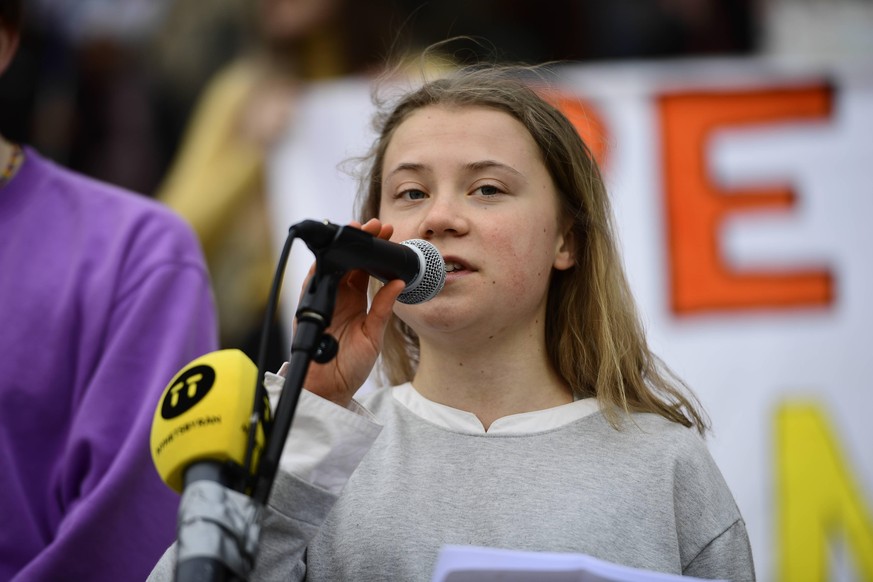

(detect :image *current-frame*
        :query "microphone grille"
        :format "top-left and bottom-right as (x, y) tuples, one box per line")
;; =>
(398, 239), (445, 305)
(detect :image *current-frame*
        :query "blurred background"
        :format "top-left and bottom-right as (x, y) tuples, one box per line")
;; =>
(0, 0), (772, 370)
(1, 1), (871, 580)
(0, 0), (764, 196)
(3, 0), (867, 369)
(4, 0), (870, 196)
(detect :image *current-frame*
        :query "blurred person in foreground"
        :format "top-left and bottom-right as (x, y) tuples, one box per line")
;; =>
(0, 1), (218, 579)
(155, 0), (399, 370)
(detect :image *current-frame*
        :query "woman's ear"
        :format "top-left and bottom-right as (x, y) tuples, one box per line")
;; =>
(0, 24), (21, 77)
(553, 225), (576, 271)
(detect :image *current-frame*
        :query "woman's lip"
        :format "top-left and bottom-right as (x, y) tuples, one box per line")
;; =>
(442, 255), (474, 275)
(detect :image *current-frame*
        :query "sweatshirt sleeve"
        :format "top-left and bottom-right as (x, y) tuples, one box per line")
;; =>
(684, 519), (756, 581)
(14, 258), (218, 581)
(265, 372), (383, 495)
(670, 430), (757, 582)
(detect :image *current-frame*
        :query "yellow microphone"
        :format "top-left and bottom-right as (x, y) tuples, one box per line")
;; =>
(150, 349), (270, 493)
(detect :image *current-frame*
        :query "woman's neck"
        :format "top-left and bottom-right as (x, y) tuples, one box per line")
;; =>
(411, 330), (573, 430)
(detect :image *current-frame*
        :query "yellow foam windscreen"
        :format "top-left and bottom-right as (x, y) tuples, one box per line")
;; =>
(150, 349), (269, 493)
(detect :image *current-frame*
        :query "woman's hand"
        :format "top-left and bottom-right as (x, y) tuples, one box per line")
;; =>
(298, 219), (405, 406)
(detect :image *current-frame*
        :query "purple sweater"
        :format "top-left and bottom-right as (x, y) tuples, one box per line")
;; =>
(0, 148), (218, 581)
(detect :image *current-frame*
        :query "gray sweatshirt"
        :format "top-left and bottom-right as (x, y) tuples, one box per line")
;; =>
(150, 386), (755, 581)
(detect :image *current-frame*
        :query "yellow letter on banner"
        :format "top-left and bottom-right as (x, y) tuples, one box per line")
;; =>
(776, 403), (873, 581)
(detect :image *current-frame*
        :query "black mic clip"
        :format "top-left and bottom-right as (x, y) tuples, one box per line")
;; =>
(291, 220), (353, 331)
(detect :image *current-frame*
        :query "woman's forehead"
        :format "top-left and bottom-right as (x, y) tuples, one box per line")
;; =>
(383, 105), (540, 165)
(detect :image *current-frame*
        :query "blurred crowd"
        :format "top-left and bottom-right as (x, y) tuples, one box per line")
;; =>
(0, 0), (763, 368)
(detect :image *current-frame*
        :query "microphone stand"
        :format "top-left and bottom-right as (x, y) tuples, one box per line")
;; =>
(173, 220), (346, 582)
(251, 255), (343, 505)
(250, 221), (347, 505)
(175, 462), (255, 582)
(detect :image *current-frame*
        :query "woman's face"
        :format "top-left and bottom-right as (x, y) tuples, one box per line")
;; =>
(379, 105), (575, 344)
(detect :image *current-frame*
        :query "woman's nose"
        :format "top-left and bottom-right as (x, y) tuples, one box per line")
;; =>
(418, 195), (468, 238)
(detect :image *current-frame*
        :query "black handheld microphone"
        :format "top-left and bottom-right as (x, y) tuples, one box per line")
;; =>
(293, 220), (445, 304)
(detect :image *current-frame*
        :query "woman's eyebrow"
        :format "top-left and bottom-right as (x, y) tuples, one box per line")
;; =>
(386, 160), (524, 179)
(386, 162), (430, 179)
(465, 159), (524, 177)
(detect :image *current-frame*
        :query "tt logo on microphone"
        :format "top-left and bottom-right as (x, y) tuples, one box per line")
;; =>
(160, 364), (216, 419)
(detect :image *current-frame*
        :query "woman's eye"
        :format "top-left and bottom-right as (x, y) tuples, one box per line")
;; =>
(399, 189), (427, 201)
(476, 184), (502, 197)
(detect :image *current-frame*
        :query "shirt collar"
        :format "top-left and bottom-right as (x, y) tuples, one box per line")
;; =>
(391, 383), (599, 435)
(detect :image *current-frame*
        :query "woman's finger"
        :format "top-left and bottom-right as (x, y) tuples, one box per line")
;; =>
(366, 279), (405, 335)
(345, 268), (372, 295)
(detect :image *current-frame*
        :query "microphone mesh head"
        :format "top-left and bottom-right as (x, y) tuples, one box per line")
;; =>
(398, 239), (445, 304)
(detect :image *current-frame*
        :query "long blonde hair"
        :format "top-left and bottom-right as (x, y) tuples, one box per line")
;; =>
(358, 64), (709, 434)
